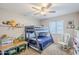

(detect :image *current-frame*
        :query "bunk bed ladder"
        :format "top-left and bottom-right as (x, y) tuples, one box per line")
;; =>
(34, 27), (42, 53)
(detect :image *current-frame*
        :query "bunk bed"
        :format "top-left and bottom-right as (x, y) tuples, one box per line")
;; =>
(25, 26), (54, 52)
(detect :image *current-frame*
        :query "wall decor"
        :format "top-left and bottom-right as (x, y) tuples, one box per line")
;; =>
(67, 21), (75, 29)
(2, 19), (24, 29)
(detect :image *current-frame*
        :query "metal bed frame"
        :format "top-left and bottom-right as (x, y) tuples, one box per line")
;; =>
(25, 26), (53, 53)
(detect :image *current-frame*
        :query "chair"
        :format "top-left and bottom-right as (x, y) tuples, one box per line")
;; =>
(58, 33), (71, 49)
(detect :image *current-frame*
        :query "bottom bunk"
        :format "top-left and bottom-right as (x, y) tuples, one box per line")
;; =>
(28, 36), (54, 52)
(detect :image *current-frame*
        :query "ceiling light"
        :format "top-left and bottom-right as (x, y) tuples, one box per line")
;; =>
(40, 11), (46, 15)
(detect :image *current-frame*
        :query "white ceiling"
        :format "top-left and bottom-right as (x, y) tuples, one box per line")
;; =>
(0, 3), (79, 19)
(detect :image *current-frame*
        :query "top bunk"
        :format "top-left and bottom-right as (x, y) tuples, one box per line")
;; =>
(25, 26), (49, 33)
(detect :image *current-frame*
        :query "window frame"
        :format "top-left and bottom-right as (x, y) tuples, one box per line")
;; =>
(49, 20), (64, 35)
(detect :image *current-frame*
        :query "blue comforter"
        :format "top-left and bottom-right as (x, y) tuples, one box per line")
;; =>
(29, 36), (53, 50)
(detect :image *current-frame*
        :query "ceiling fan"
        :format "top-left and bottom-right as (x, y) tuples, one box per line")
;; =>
(32, 3), (56, 16)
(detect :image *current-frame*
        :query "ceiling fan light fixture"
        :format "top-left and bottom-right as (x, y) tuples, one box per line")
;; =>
(40, 7), (48, 15)
(40, 11), (47, 16)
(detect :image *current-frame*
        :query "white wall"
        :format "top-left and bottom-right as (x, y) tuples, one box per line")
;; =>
(0, 11), (40, 38)
(40, 12), (79, 43)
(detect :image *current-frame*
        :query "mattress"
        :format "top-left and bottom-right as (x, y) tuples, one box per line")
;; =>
(29, 36), (53, 50)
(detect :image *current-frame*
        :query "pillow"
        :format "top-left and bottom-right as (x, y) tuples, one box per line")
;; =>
(38, 32), (47, 37)
(29, 33), (35, 38)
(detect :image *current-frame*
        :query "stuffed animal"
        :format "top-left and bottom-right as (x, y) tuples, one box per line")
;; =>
(2, 19), (18, 27)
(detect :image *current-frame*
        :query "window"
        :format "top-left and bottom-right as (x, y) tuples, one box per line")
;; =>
(49, 20), (64, 34)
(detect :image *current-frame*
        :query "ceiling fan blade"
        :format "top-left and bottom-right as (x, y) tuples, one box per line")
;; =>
(47, 3), (52, 8)
(49, 11), (56, 13)
(32, 7), (40, 11)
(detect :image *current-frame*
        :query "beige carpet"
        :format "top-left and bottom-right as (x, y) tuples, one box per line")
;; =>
(19, 43), (74, 55)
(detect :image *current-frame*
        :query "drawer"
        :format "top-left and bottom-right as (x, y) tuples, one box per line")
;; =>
(0, 51), (2, 55)
(17, 44), (26, 52)
(4, 47), (17, 55)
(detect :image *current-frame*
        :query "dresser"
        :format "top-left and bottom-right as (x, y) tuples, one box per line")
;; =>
(0, 41), (27, 55)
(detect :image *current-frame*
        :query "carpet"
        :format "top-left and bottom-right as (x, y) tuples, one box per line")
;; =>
(19, 43), (74, 55)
